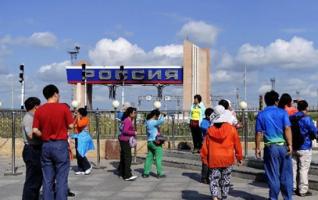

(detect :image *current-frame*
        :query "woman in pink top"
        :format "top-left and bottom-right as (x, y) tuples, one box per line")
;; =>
(118, 107), (138, 181)
(278, 93), (297, 116)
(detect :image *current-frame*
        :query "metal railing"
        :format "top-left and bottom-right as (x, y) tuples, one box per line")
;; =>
(0, 109), (194, 140)
(0, 109), (270, 142)
(3, 108), (316, 174)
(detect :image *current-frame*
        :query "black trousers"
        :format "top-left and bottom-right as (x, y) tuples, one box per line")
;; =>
(201, 163), (210, 182)
(119, 140), (132, 179)
(75, 139), (91, 171)
(22, 144), (43, 200)
(190, 122), (202, 150)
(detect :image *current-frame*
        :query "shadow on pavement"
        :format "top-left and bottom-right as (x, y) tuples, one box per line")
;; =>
(229, 189), (266, 200)
(248, 180), (268, 188)
(109, 161), (119, 169)
(182, 190), (211, 200)
(134, 168), (158, 177)
(182, 172), (201, 183)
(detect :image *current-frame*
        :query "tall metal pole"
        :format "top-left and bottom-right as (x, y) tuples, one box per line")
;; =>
(11, 76), (14, 109)
(121, 81), (125, 106)
(82, 64), (87, 109)
(244, 65), (247, 101)
(120, 66), (125, 106)
(236, 88), (240, 110)
(11, 111), (16, 173)
(21, 81), (25, 110)
(114, 108), (117, 138)
(84, 79), (87, 109)
(19, 64), (25, 110)
(68, 46), (80, 103)
(270, 78), (276, 91)
(316, 89), (318, 110)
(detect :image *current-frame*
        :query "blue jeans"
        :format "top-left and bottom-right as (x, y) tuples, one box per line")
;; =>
(264, 145), (293, 200)
(41, 140), (70, 200)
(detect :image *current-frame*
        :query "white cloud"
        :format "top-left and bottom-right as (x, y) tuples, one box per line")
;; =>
(28, 32), (57, 47)
(282, 28), (307, 34)
(258, 84), (271, 94)
(38, 60), (70, 82)
(152, 44), (183, 58)
(89, 37), (182, 65)
(213, 70), (232, 82)
(237, 36), (318, 68)
(0, 32), (57, 48)
(216, 52), (235, 69)
(89, 37), (146, 65)
(178, 20), (219, 46)
(0, 45), (10, 74)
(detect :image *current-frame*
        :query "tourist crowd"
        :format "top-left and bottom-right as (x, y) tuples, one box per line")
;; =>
(20, 85), (317, 200)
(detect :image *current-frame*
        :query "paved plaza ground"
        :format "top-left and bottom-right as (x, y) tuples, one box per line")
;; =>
(0, 156), (317, 200)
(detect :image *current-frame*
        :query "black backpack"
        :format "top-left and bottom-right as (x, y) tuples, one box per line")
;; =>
(290, 115), (305, 150)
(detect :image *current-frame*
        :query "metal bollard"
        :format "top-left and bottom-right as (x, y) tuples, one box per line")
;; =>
(171, 114), (176, 150)
(243, 110), (248, 158)
(4, 111), (22, 176)
(132, 117), (137, 164)
(114, 109), (117, 139)
(95, 110), (100, 168)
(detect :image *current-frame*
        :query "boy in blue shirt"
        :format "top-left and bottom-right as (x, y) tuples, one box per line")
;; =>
(291, 100), (317, 196)
(200, 108), (214, 184)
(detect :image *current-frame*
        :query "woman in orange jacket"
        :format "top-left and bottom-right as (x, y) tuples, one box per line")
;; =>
(201, 105), (243, 200)
(73, 108), (92, 175)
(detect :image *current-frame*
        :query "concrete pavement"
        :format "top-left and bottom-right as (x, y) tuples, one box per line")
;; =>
(0, 156), (317, 200)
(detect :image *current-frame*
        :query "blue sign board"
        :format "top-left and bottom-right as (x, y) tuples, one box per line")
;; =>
(66, 66), (183, 85)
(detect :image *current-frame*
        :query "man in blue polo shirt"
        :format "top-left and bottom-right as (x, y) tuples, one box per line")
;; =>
(255, 90), (293, 200)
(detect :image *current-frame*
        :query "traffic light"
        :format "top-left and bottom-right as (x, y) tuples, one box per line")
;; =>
(81, 64), (86, 82)
(19, 64), (24, 83)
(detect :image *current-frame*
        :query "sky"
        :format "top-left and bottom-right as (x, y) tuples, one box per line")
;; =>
(1, 0), (318, 110)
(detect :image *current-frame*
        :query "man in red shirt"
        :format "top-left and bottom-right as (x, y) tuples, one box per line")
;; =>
(33, 84), (73, 200)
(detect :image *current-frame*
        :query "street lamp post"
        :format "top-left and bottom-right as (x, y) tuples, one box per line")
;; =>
(112, 100), (120, 139)
(82, 64), (87, 109)
(239, 101), (248, 158)
(154, 101), (162, 109)
(119, 66), (125, 106)
(71, 100), (79, 109)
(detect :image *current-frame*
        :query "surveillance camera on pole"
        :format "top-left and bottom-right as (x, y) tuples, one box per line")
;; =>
(19, 64), (25, 110)
(82, 63), (87, 109)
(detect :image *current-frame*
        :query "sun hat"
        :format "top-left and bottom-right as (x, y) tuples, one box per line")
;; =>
(212, 105), (227, 123)
(122, 102), (131, 110)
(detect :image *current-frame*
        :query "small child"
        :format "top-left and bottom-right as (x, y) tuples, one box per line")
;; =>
(200, 108), (214, 184)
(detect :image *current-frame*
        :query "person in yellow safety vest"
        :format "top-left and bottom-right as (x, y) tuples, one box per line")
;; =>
(189, 94), (206, 153)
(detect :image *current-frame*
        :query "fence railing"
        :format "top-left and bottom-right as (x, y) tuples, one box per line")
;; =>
(0, 109), (264, 140)
(0, 109), (195, 140)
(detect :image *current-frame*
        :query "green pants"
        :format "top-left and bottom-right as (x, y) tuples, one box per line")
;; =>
(143, 141), (163, 175)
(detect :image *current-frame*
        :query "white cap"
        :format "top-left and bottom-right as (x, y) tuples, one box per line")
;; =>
(212, 105), (227, 123)
(225, 99), (232, 108)
(122, 102), (131, 110)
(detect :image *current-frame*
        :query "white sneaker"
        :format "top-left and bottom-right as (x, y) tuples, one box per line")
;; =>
(75, 171), (84, 175)
(124, 175), (137, 181)
(84, 166), (92, 175)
